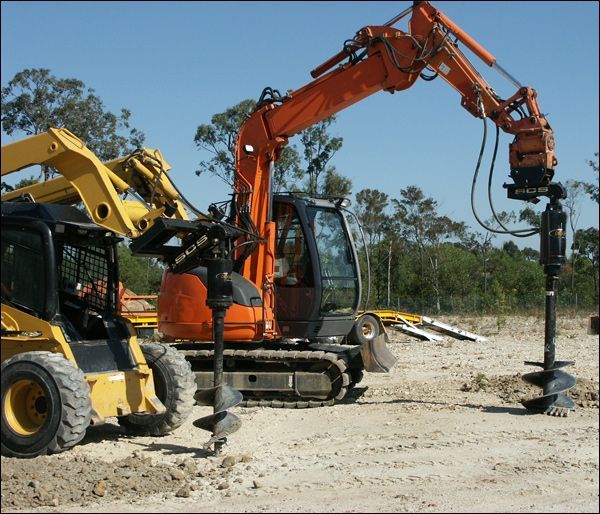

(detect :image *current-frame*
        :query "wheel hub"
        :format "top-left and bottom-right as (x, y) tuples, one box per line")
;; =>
(361, 322), (376, 340)
(4, 379), (47, 436)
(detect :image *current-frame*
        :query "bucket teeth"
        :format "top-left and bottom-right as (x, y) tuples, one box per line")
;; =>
(521, 362), (576, 417)
(193, 384), (243, 449)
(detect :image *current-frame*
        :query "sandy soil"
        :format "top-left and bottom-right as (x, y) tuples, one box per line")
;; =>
(2, 314), (598, 513)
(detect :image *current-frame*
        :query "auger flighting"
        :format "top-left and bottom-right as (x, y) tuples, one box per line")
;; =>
(521, 195), (576, 416)
(193, 239), (242, 454)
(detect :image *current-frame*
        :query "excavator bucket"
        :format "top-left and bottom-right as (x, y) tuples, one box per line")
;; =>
(359, 318), (398, 373)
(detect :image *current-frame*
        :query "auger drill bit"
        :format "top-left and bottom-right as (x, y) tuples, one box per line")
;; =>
(192, 249), (242, 454)
(522, 199), (576, 417)
(193, 324), (243, 451)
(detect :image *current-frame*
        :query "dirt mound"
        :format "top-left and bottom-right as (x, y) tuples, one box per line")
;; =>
(0, 451), (251, 510)
(461, 373), (599, 408)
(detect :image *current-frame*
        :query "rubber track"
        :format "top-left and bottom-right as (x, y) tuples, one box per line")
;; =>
(176, 348), (351, 409)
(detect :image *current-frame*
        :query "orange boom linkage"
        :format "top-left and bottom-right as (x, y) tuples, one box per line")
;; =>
(242, 0), (555, 333)
(164, 1), (557, 340)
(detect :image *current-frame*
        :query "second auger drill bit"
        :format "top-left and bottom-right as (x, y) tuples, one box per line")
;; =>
(192, 247), (242, 454)
(521, 198), (576, 417)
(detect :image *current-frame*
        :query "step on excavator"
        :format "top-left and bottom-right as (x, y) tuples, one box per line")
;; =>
(2, 1), (575, 455)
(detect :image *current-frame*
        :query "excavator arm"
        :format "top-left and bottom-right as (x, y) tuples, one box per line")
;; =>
(232, 1), (558, 325)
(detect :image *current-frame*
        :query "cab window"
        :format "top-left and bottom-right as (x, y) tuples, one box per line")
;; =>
(274, 203), (314, 288)
(1, 229), (46, 317)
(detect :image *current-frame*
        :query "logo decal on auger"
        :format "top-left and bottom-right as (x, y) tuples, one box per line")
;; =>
(174, 235), (209, 266)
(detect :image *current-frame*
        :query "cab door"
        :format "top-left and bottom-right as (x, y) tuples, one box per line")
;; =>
(1, 221), (56, 322)
(272, 196), (360, 339)
(272, 199), (317, 337)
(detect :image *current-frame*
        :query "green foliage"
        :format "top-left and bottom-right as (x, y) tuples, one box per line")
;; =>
(300, 117), (343, 196)
(1, 69), (145, 176)
(117, 245), (164, 295)
(355, 189), (390, 246)
(518, 207), (541, 229)
(194, 99), (257, 185)
(585, 152), (599, 203)
(321, 168), (352, 197)
(351, 183), (597, 314)
(14, 176), (40, 189)
(194, 98), (305, 191)
(573, 226), (599, 304)
(194, 100), (345, 196)
(1, 175), (40, 192)
(273, 146), (303, 193)
(392, 186), (466, 313)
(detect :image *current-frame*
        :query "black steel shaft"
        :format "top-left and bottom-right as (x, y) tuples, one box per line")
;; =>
(543, 274), (557, 388)
(521, 199), (576, 416)
(191, 233), (243, 451)
(212, 307), (226, 455)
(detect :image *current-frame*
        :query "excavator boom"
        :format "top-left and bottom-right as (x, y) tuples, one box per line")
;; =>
(227, 1), (557, 338)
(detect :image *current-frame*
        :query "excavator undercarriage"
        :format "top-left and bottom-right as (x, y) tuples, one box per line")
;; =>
(172, 327), (396, 408)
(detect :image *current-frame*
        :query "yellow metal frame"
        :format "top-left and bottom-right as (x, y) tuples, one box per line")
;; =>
(1, 303), (165, 422)
(358, 309), (423, 326)
(1, 128), (191, 238)
(119, 293), (159, 331)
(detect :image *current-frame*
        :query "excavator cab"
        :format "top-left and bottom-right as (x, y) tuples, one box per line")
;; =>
(273, 194), (360, 339)
(159, 194), (361, 342)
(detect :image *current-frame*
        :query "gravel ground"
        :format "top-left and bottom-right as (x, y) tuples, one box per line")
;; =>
(1, 314), (598, 513)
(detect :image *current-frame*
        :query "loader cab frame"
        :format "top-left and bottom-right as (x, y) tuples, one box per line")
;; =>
(272, 194), (361, 339)
(1, 219), (57, 322)
(1, 203), (127, 343)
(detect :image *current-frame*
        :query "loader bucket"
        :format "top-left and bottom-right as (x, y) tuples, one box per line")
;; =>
(359, 319), (397, 373)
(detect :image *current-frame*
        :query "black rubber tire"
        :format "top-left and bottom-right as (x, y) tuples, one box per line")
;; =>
(118, 343), (195, 436)
(347, 314), (380, 345)
(1, 351), (92, 458)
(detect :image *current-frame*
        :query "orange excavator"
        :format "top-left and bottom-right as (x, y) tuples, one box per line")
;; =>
(157, 0), (573, 427)
(1, 1), (573, 453)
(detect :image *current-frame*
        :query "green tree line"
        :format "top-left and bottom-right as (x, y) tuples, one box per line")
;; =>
(352, 184), (598, 314)
(2, 71), (598, 312)
(196, 99), (599, 314)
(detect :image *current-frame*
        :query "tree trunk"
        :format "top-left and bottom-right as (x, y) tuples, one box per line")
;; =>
(483, 255), (488, 294)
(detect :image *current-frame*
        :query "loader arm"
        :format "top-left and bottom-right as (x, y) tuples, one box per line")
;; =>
(1, 128), (190, 239)
(232, 1), (557, 332)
